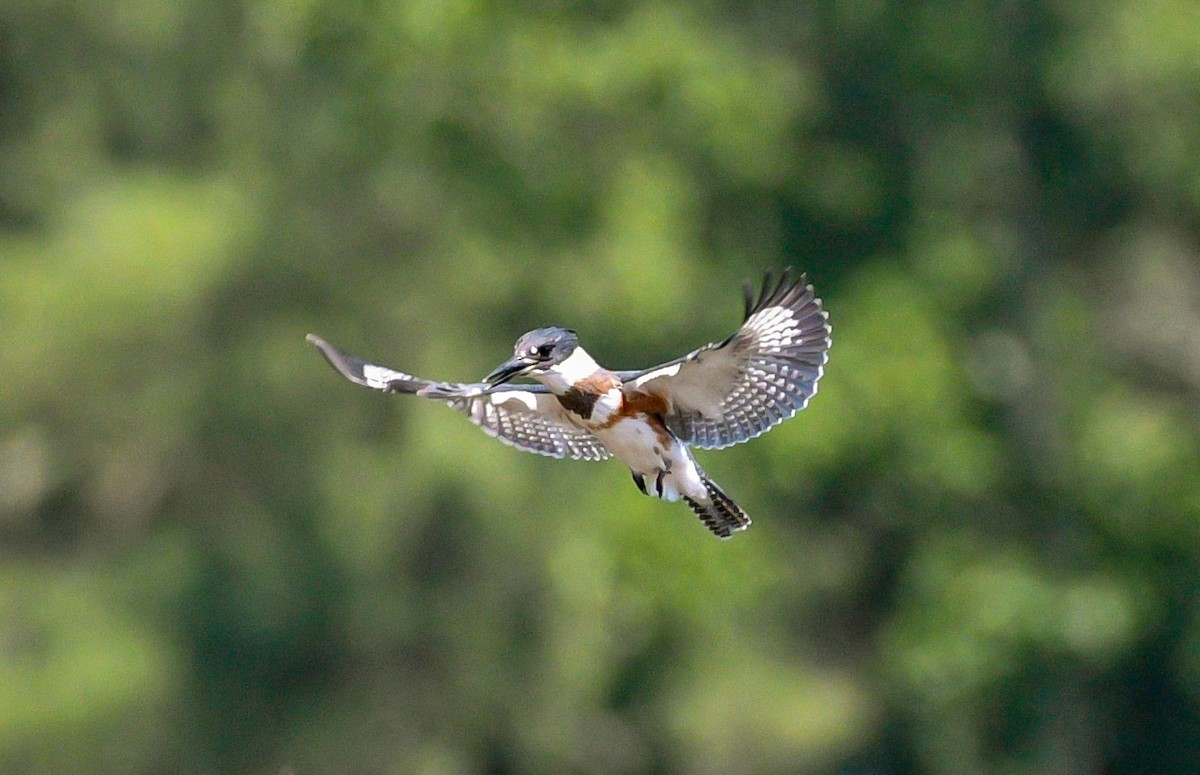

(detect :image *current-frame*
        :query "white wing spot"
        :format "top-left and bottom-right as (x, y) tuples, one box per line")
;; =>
(493, 391), (539, 412)
(363, 364), (409, 389)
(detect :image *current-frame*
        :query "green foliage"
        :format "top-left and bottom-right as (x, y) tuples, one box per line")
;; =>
(2, 0), (1199, 772)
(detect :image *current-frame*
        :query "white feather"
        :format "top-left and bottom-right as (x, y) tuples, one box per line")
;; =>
(537, 346), (602, 393)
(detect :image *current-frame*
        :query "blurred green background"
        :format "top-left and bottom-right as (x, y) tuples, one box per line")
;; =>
(2, 0), (1199, 773)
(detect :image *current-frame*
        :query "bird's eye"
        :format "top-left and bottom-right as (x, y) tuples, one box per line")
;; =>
(537, 344), (554, 358)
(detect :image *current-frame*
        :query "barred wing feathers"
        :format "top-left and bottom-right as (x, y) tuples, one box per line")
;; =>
(448, 388), (611, 461)
(307, 334), (610, 461)
(625, 270), (830, 449)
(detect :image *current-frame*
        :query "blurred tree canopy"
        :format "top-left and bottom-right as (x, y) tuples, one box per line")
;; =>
(2, 0), (1199, 773)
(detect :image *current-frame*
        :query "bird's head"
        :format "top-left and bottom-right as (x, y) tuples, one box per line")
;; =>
(484, 327), (580, 386)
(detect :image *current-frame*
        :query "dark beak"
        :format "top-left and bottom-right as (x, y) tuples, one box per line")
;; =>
(484, 355), (535, 386)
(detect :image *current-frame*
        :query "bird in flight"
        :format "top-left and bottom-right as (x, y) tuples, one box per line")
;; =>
(308, 269), (830, 538)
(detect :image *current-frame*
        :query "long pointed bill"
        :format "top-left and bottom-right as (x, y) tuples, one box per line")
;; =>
(484, 355), (535, 386)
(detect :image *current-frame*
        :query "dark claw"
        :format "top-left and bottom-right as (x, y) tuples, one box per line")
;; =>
(631, 472), (648, 496)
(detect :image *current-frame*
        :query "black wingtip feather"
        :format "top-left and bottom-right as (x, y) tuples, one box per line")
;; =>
(742, 278), (756, 320)
(307, 333), (429, 393)
(307, 333), (367, 385)
(774, 266), (792, 300)
(743, 268), (815, 320)
(758, 269), (776, 312)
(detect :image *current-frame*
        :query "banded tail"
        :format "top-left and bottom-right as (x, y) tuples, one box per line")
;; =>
(684, 475), (751, 539)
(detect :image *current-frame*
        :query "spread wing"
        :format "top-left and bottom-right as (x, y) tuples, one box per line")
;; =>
(307, 334), (611, 461)
(621, 269), (830, 449)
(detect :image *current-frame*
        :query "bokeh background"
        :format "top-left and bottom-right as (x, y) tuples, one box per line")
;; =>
(3, 1), (1200, 773)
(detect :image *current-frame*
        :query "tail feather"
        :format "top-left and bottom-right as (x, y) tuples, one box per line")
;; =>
(684, 476), (751, 538)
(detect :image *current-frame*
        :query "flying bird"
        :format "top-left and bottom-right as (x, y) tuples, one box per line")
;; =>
(308, 269), (830, 538)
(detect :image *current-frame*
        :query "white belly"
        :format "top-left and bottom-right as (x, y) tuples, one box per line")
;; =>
(593, 417), (706, 502)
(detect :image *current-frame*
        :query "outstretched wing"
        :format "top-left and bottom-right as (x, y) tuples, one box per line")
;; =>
(307, 334), (611, 461)
(621, 269), (830, 449)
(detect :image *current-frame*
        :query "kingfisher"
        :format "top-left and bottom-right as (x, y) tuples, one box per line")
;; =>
(308, 269), (830, 538)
